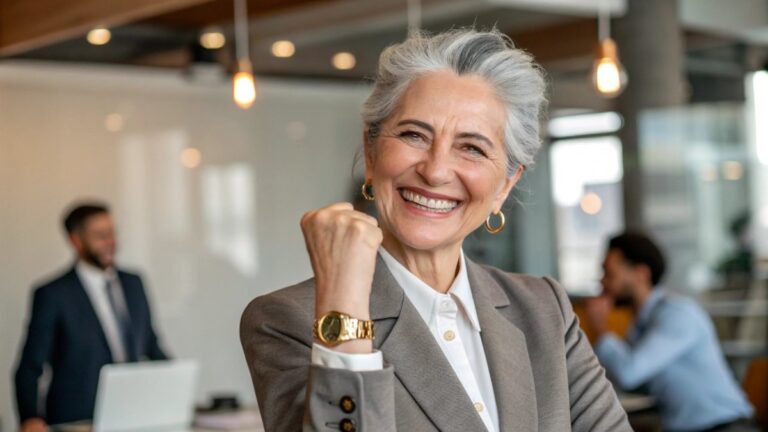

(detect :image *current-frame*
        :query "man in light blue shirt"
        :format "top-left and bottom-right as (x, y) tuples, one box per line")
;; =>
(586, 232), (756, 432)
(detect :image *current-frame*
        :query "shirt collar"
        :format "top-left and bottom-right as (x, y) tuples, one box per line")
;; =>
(76, 260), (117, 284)
(378, 247), (482, 332)
(636, 288), (665, 326)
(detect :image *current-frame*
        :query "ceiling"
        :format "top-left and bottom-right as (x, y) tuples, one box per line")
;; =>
(1, 0), (766, 109)
(4, 0), (586, 79)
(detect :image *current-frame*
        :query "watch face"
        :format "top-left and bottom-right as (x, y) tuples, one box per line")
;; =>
(320, 315), (342, 341)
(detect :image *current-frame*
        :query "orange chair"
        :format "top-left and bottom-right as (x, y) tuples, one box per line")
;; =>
(743, 357), (768, 431)
(572, 300), (634, 345)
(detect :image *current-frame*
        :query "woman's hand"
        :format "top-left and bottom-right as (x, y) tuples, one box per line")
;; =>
(301, 202), (382, 353)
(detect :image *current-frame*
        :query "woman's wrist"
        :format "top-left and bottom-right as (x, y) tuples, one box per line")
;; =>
(315, 288), (371, 320)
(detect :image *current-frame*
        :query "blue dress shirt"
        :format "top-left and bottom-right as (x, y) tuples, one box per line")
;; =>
(595, 289), (754, 431)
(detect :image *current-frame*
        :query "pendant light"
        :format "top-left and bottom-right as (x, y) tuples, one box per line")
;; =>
(233, 0), (256, 109)
(591, 0), (627, 98)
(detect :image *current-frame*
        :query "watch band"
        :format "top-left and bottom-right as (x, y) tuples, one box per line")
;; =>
(352, 318), (375, 340)
(313, 311), (375, 346)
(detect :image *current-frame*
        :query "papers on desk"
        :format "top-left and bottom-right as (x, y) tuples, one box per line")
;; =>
(194, 410), (263, 431)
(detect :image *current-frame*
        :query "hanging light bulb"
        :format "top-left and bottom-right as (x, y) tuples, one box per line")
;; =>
(232, 0), (256, 109)
(591, 0), (628, 98)
(592, 38), (627, 97)
(233, 58), (256, 109)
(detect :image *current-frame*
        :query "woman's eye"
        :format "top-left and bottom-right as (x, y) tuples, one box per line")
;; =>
(463, 144), (487, 157)
(398, 131), (424, 141)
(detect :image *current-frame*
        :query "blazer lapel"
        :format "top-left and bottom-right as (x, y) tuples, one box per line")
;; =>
(467, 259), (538, 431)
(369, 255), (487, 431)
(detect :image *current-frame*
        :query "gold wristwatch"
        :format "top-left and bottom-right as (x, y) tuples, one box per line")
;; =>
(313, 311), (375, 346)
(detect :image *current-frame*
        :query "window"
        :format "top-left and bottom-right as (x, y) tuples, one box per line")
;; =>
(549, 112), (625, 295)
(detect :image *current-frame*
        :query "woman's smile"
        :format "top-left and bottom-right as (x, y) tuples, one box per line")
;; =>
(397, 187), (462, 217)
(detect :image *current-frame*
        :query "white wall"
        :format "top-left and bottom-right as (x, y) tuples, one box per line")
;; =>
(0, 61), (370, 430)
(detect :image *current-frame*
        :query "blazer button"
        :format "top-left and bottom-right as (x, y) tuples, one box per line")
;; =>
(339, 418), (356, 432)
(340, 395), (356, 413)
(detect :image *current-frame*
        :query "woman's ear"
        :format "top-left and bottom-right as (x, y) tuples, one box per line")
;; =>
(492, 165), (524, 212)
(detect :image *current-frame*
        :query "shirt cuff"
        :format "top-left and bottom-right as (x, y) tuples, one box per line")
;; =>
(311, 342), (383, 371)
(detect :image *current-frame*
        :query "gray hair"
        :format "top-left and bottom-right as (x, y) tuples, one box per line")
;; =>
(362, 28), (548, 174)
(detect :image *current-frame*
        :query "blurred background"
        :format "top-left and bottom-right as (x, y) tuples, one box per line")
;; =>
(1, 0), (767, 430)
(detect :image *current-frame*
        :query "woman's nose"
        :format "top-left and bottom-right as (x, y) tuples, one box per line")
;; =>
(415, 146), (454, 186)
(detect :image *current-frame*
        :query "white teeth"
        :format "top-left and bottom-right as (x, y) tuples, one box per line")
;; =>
(399, 189), (459, 212)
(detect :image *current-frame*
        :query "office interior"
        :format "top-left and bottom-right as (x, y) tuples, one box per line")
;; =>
(0, 0), (767, 431)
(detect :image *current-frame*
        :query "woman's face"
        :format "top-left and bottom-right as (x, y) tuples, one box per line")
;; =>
(365, 70), (522, 252)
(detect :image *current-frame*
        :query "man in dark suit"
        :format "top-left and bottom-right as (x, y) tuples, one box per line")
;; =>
(14, 203), (169, 432)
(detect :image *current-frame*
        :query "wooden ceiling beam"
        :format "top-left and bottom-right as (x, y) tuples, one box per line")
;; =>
(0, 0), (215, 56)
(145, 0), (336, 29)
(508, 18), (598, 64)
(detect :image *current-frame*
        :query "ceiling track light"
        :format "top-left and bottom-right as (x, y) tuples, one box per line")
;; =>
(271, 40), (295, 58)
(87, 26), (111, 46)
(332, 52), (356, 70)
(200, 27), (226, 50)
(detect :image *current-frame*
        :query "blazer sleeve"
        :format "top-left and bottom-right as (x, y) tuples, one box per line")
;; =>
(143, 312), (168, 361)
(543, 277), (632, 432)
(240, 291), (396, 432)
(14, 286), (58, 422)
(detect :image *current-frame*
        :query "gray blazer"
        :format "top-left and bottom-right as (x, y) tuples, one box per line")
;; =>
(240, 255), (631, 431)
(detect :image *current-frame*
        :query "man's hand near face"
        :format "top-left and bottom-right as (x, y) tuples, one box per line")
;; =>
(584, 295), (614, 338)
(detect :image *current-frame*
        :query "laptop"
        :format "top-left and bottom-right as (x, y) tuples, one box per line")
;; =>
(55, 360), (199, 432)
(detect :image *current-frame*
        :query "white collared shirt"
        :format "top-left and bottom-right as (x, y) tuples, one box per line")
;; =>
(75, 260), (130, 363)
(311, 247), (499, 432)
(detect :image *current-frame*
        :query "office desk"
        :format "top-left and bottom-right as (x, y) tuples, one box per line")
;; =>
(56, 398), (657, 432)
(620, 393), (661, 432)
(193, 428), (263, 432)
(192, 408), (264, 432)
(51, 409), (265, 432)
(619, 393), (655, 413)
(194, 399), (655, 431)
(199, 399), (655, 432)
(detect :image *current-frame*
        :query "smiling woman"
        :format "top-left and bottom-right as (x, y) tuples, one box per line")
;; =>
(240, 29), (632, 432)
(367, 70), (516, 264)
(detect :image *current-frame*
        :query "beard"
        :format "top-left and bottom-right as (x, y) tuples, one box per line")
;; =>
(611, 282), (636, 308)
(612, 294), (635, 308)
(82, 247), (111, 270)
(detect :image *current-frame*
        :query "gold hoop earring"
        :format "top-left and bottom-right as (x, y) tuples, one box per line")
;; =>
(485, 210), (505, 234)
(361, 181), (375, 201)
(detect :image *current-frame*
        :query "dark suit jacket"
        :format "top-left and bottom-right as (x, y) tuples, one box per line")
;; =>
(14, 265), (168, 425)
(241, 255), (631, 431)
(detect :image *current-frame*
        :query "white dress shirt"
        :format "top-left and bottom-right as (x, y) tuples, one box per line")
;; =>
(75, 260), (130, 363)
(311, 247), (499, 432)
